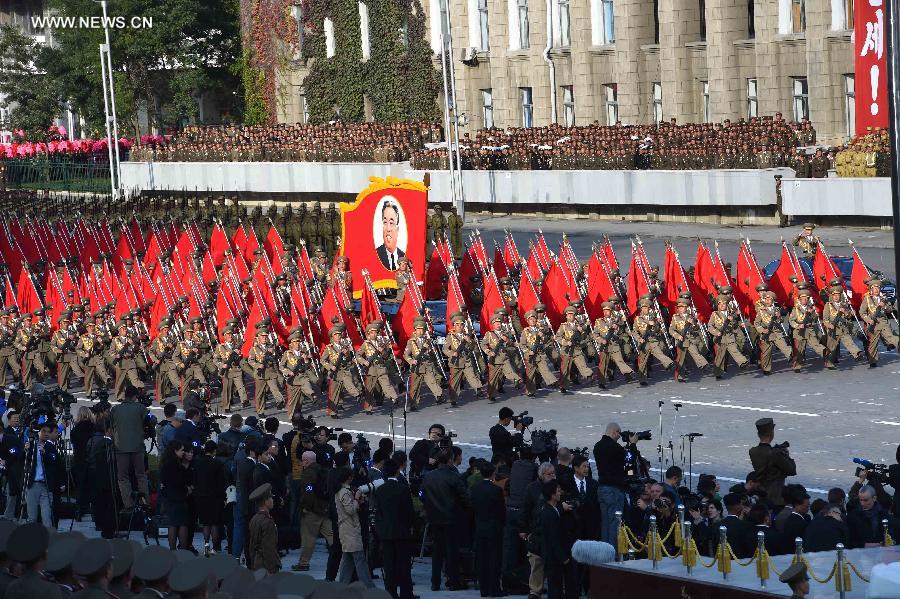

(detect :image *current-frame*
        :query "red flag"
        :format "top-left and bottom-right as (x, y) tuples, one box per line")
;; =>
(424, 245), (449, 300)
(493, 246), (509, 279)
(393, 290), (420, 355)
(539, 261), (571, 328)
(479, 274), (504, 334)
(533, 234), (552, 272)
(263, 226), (285, 266)
(769, 243), (796, 307)
(16, 269), (42, 314)
(243, 230), (260, 267)
(445, 267), (466, 326)
(503, 235), (521, 273)
(525, 250), (542, 284)
(241, 297), (264, 357)
(625, 247), (649, 317)
(812, 241), (844, 294)
(457, 245), (480, 308)
(585, 251), (614, 320)
(559, 238), (580, 282)
(736, 243), (765, 317)
(112, 231), (133, 271)
(683, 268), (712, 321)
(4, 274), (16, 309)
(209, 224), (230, 268)
(143, 234), (161, 270)
(129, 218), (146, 254)
(517, 271), (540, 323)
(231, 225), (248, 253)
(660, 247), (680, 315)
(359, 280), (383, 331)
(849, 246), (871, 311)
(694, 242), (716, 298)
(602, 236), (619, 271)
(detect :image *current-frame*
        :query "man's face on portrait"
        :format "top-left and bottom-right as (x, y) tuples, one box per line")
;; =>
(382, 204), (399, 253)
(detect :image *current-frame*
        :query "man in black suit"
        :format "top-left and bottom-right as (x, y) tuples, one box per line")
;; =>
(376, 201), (405, 271)
(803, 503), (849, 552)
(375, 458), (416, 599)
(781, 486), (812, 546)
(846, 485), (898, 548)
(0, 410), (25, 519)
(471, 461), (506, 597)
(721, 493), (754, 558)
(422, 448), (471, 591)
(234, 435), (261, 560)
(540, 480), (578, 599)
(489, 407), (524, 465)
(746, 503), (788, 555)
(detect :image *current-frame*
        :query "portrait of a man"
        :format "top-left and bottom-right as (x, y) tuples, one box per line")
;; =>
(375, 199), (406, 271)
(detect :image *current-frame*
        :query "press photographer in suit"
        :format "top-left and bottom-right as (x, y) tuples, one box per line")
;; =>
(489, 407), (525, 465)
(749, 418), (796, 511)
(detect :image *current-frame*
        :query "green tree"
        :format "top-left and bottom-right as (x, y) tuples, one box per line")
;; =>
(0, 25), (65, 140)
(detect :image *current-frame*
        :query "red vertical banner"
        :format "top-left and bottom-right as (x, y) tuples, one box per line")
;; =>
(339, 177), (428, 299)
(855, 0), (889, 134)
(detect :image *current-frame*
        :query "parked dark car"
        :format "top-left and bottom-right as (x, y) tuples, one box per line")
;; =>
(763, 255), (896, 305)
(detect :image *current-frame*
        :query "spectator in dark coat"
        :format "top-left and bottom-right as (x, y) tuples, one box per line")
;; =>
(781, 487), (812, 547)
(803, 503), (849, 553)
(86, 417), (116, 538)
(471, 461), (505, 597)
(193, 440), (227, 553)
(70, 406), (96, 517)
(160, 440), (192, 551)
(422, 448), (471, 591)
(540, 480), (577, 599)
(721, 493), (754, 558)
(846, 485), (898, 549)
(374, 458), (416, 599)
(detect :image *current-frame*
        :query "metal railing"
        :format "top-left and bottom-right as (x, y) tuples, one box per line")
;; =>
(0, 157), (113, 193)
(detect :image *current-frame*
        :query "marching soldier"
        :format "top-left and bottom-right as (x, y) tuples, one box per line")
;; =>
(858, 278), (899, 367)
(150, 318), (180, 400)
(520, 310), (558, 396)
(111, 319), (143, 399)
(556, 306), (595, 392)
(534, 303), (560, 366)
(330, 256), (353, 297)
(793, 223), (819, 258)
(754, 291), (793, 375)
(215, 326), (249, 409)
(593, 302), (634, 387)
(356, 321), (400, 412)
(572, 301), (597, 362)
(482, 313), (523, 401)
(176, 327), (207, 390)
(51, 312), (81, 390)
(248, 326), (286, 416)
(312, 248), (329, 289)
(77, 320), (110, 396)
(668, 298), (709, 382)
(609, 297), (635, 363)
(191, 316), (216, 378)
(443, 312), (485, 405)
(0, 309), (21, 384)
(395, 257), (412, 303)
(788, 289), (827, 372)
(822, 286), (864, 367)
(633, 298), (674, 386)
(16, 310), (47, 388)
(708, 295), (750, 379)
(320, 324), (362, 418)
(403, 316), (446, 410)
(280, 330), (317, 416)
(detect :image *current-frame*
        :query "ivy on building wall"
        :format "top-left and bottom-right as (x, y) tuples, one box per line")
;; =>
(241, 0), (299, 123)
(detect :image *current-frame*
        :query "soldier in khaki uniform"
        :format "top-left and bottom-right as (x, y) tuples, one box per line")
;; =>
(633, 299), (674, 386)
(0, 309), (21, 384)
(792, 223), (819, 258)
(754, 291), (793, 375)
(482, 313), (524, 400)
(858, 278), (899, 366)
(176, 327), (207, 390)
(707, 295), (749, 379)
(111, 320), (143, 399)
(312, 247), (329, 290)
(555, 306), (594, 392)
(15, 310), (47, 388)
(77, 320), (109, 396)
(356, 321), (400, 412)
(534, 303), (560, 366)
(150, 319), (180, 400)
(668, 299), (709, 382)
(520, 310), (558, 396)
(403, 316), (446, 410)
(442, 312), (485, 406)
(593, 302), (634, 387)
(394, 257), (412, 303)
(248, 326), (286, 416)
(447, 207), (464, 259)
(822, 286), (864, 367)
(280, 331), (317, 416)
(320, 324), (362, 418)
(215, 326), (249, 409)
(51, 312), (81, 390)
(788, 289), (827, 372)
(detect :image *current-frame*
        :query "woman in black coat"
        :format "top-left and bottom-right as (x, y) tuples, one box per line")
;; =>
(160, 439), (192, 550)
(70, 406), (96, 518)
(86, 416), (116, 538)
(193, 440), (227, 554)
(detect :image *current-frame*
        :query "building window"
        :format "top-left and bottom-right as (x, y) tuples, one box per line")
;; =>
(791, 0), (805, 33)
(747, 78), (758, 118)
(291, 5), (305, 58)
(591, 0), (615, 44)
(652, 82), (663, 124)
(845, 0), (854, 28)
(845, 74), (855, 138)
(324, 18), (336, 57)
(653, 0), (660, 43)
(562, 86), (575, 126)
(400, 20), (409, 47)
(605, 84), (618, 125)
(559, 0), (571, 46)
(604, 0), (616, 42)
(518, 0), (530, 49)
(439, 0), (450, 41)
(748, 0), (755, 37)
(701, 81), (710, 123)
(482, 89), (494, 128)
(792, 77), (809, 121)
(478, 0), (490, 50)
(359, 2), (371, 60)
(832, 0), (854, 29)
(699, 0), (706, 41)
(520, 87), (533, 127)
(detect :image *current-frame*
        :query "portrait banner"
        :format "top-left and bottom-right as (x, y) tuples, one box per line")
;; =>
(340, 176), (428, 299)
(855, 0), (889, 135)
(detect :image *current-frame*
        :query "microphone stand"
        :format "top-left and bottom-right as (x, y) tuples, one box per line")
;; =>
(656, 400), (664, 477)
(668, 402), (682, 467)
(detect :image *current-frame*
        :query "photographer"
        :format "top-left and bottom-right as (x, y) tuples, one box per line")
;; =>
(313, 426), (337, 468)
(335, 432), (355, 468)
(490, 407), (525, 465)
(217, 414), (244, 456)
(748, 418), (796, 512)
(1, 409), (24, 519)
(156, 403), (180, 454)
(593, 422), (638, 545)
(24, 420), (64, 524)
(410, 424), (446, 479)
(174, 408), (203, 453)
(293, 451), (334, 572)
(334, 466), (375, 587)
(110, 384), (150, 510)
(422, 448), (471, 592)
(846, 485), (898, 549)
(181, 379), (208, 417)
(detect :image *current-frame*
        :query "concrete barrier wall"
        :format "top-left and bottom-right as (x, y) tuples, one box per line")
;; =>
(780, 176), (893, 217)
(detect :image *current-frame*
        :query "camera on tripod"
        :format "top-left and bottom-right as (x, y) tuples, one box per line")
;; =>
(89, 389), (112, 414)
(512, 411), (533, 429)
(353, 433), (372, 465)
(622, 429), (652, 442)
(198, 414), (227, 441)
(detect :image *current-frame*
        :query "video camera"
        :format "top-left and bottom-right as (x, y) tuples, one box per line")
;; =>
(89, 389), (113, 415)
(13, 384), (77, 430)
(622, 429), (652, 442)
(512, 411), (533, 429)
(853, 457), (889, 485)
(526, 428), (558, 462)
(438, 431), (457, 450)
(773, 441), (790, 450)
(353, 433), (372, 466)
(198, 414), (227, 441)
(143, 413), (159, 441)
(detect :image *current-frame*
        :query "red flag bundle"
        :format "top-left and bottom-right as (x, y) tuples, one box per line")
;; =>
(849, 245), (871, 311)
(626, 246), (648, 317)
(736, 241), (766, 317)
(479, 272), (504, 334)
(539, 261), (571, 328)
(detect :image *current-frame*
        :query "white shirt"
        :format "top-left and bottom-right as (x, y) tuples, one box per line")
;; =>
(386, 250), (399, 270)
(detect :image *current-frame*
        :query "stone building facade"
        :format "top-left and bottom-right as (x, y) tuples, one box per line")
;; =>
(276, 0), (859, 145)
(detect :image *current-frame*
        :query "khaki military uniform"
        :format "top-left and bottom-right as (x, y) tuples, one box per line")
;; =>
(668, 313), (709, 380)
(357, 337), (400, 409)
(593, 316), (634, 383)
(753, 304), (793, 373)
(0, 319), (20, 383)
(633, 314), (673, 383)
(858, 292), (899, 364)
(519, 325), (558, 395)
(111, 335), (143, 399)
(249, 341), (286, 414)
(788, 302), (826, 370)
(150, 333), (180, 399)
(822, 300), (864, 365)
(707, 310), (749, 376)
(792, 233), (819, 258)
(403, 334), (445, 408)
(555, 321), (594, 390)
(320, 340), (361, 415)
(215, 341), (249, 408)
(280, 347), (317, 416)
(176, 338), (207, 388)
(15, 323), (46, 388)
(249, 510), (281, 573)
(442, 330), (483, 405)
(482, 327), (523, 399)
(76, 331), (109, 395)
(51, 326), (81, 390)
